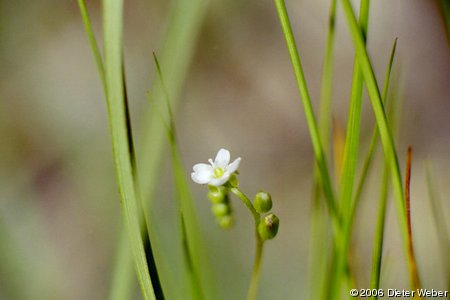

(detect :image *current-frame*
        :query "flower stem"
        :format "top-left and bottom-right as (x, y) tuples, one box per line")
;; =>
(230, 187), (265, 300)
(247, 237), (264, 300)
(230, 188), (259, 223)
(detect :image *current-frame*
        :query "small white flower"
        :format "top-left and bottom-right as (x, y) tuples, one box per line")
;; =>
(191, 148), (241, 186)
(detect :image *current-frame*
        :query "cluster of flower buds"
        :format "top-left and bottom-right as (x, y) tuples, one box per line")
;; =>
(254, 192), (279, 240)
(208, 186), (234, 229)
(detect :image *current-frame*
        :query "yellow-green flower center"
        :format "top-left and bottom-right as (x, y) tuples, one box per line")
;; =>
(213, 167), (224, 178)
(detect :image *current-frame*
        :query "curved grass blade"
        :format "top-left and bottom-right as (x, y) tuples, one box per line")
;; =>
(309, 1), (337, 297)
(327, 1), (371, 297)
(102, 0), (155, 298)
(154, 53), (215, 300)
(78, 0), (106, 93)
(273, 0), (339, 227)
(369, 163), (389, 298)
(340, 0), (414, 288)
(352, 38), (397, 214)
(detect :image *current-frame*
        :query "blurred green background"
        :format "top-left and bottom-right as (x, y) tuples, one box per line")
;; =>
(0, 0), (449, 299)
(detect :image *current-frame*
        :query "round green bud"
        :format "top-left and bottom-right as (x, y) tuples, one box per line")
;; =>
(208, 186), (226, 203)
(254, 192), (272, 213)
(258, 213), (280, 240)
(218, 215), (234, 229)
(211, 203), (229, 218)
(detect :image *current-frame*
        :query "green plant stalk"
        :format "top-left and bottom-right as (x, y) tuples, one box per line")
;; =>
(369, 60), (401, 296)
(370, 164), (389, 297)
(230, 187), (264, 300)
(109, 0), (212, 298)
(327, 1), (370, 297)
(339, 0), (370, 226)
(247, 238), (264, 300)
(102, 0), (155, 299)
(309, 0), (336, 298)
(155, 51), (215, 300)
(170, 146), (207, 300)
(273, 0), (339, 226)
(340, 0), (414, 288)
(351, 38), (397, 221)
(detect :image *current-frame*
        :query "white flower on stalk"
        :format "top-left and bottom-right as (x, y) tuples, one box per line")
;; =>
(191, 148), (241, 186)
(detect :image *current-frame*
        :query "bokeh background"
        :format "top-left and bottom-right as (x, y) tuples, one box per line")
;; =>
(0, 0), (449, 299)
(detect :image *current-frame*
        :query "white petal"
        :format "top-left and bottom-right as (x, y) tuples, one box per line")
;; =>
(214, 148), (230, 168)
(191, 164), (213, 184)
(227, 157), (241, 174)
(209, 173), (230, 186)
(193, 163), (212, 173)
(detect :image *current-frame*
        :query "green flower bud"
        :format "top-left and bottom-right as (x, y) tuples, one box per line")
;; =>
(258, 213), (279, 240)
(208, 186), (226, 203)
(228, 174), (239, 187)
(218, 215), (234, 229)
(254, 192), (272, 213)
(212, 203), (229, 218)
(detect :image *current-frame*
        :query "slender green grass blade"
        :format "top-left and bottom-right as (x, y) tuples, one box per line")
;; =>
(77, 0), (106, 93)
(77, 3), (134, 297)
(309, 1), (336, 298)
(106, 0), (211, 298)
(102, 0), (155, 299)
(369, 164), (389, 296)
(327, 1), (370, 297)
(339, 0), (370, 221)
(155, 53), (215, 300)
(273, 0), (338, 225)
(139, 0), (210, 199)
(340, 0), (413, 287)
(352, 39), (397, 213)
(369, 57), (400, 296)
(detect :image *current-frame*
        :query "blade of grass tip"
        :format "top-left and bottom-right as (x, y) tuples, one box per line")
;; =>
(102, 0), (155, 299)
(273, 0), (339, 227)
(369, 43), (399, 296)
(77, 0), (106, 93)
(404, 147), (421, 292)
(340, 0), (413, 288)
(344, 39), (398, 294)
(352, 38), (398, 215)
(139, 0), (210, 201)
(425, 162), (450, 290)
(155, 53), (215, 300)
(369, 163), (389, 298)
(309, 1), (336, 298)
(327, 1), (370, 298)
